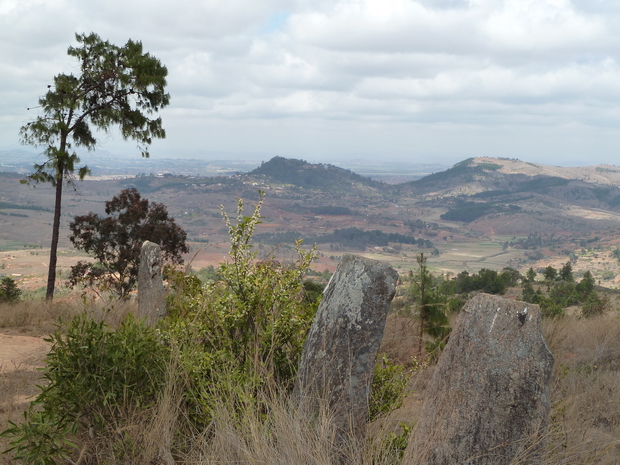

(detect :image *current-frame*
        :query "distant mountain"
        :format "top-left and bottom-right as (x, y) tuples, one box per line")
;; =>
(249, 156), (385, 192)
(401, 157), (620, 225)
(405, 157), (620, 195)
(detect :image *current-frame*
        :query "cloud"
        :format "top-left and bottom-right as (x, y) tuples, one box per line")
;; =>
(2, 0), (620, 166)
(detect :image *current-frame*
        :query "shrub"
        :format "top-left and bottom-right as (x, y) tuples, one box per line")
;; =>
(582, 293), (610, 318)
(162, 192), (318, 425)
(0, 277), (21, 303)
(2, 312), (168, 463)
(368, 355), (412, 422)
(68, 188), (188, 298)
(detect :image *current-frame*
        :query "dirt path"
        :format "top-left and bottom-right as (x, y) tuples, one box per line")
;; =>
(0, 334), (50, 373)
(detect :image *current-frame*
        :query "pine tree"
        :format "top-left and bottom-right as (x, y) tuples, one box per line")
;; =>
(20, 33), (169, 299)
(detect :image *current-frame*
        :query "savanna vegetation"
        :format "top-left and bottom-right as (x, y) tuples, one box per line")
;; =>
(1, 194), (620, 463)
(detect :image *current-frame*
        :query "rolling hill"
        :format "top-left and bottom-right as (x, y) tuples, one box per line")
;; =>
(5, 155), (620, 288)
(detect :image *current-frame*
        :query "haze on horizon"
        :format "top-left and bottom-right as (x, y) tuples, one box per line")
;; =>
(2, 0), (620, 168)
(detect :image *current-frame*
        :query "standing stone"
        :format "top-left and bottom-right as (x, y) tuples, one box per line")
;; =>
(138, 241), (166, 326)
(403, 293), (554, 465)
(294, 254), (399, 442)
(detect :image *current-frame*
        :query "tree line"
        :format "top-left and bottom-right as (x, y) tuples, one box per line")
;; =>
(254, 227), (434, 250)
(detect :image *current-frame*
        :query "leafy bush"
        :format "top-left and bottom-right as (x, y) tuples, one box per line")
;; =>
(3, 192), (418, 463)
(163, 192), (318, 425)
(68, 188), (188, 298)
(368, 355), (411, 421)
(374, 422), (413, 465)
(2, 313), (169, 463)
(582, 293), (610, 318)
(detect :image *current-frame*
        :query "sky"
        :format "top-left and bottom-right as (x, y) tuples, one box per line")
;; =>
(2, 0), (620, 167)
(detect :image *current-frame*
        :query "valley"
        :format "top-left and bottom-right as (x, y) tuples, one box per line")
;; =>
(2, 156), (620, 291)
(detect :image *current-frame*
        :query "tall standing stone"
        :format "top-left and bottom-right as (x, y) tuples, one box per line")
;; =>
(403, 293), (554, 465)
(138, 240), (166, 326)
(294, 254), (399, 442)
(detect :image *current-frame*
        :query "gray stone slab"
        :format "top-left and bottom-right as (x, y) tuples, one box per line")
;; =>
(138, 240), (166, 326)
(404, 293), (554, 465)
(294, 253), (398, 441)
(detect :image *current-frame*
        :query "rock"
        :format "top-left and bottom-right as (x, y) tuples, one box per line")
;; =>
(403, 293), (554, 465)
(138, 241), (166, 326)
(294, 253), (398, 442)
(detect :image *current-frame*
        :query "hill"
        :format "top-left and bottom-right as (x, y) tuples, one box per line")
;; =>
(404, 157), (620, 200)
(249, 156), (385, 193)
(7, 155), (620, 289)
(396, 157), (620, 229)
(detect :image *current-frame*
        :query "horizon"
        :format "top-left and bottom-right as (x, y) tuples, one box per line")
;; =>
(0, 148), (617, 172)
(3, 2), (620, 168)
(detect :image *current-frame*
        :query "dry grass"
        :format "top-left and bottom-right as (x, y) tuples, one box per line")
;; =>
(0, 369), (42, 465)
(2, 300), (620, 463)
(539, 314), (620, 464)
(0, 294), (135, 337)
(0, 296), (136, 464)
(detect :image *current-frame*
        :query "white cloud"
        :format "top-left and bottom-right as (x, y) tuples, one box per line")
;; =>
(3, 0), (620, 166)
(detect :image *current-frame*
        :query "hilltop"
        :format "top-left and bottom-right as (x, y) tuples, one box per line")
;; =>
(403, 157), (620, 198)
(249, 156), (385, 193)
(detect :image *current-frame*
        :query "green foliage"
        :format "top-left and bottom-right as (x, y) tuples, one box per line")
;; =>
(521, 281), (537, 302)
(559, 261), (574, 282)
(369, 355), (411, 421)
(582, 292), (610, 317)
(1, 313), (168, 463)
(543, 265), (558, 282)
(193, 264), (220, 282)
(20, 33), (169, 168)
(255, 227), (433, 250)
(374, 422), (413, 465)
(522, 269), (607, 318)
(163, 192), (318, 425)
(538, 296), (566, 318)
(525, 267), (536, 283)
(575, 270), (595, 295)
(68, 188), (188, 298)
(440, 201), (521, 223)
(0, 277), (21, 303)
(20, 32), (170, 299)
(302, 279), (325, 306)
(410, 254), (451, 355)
(454, 267), (520, 295)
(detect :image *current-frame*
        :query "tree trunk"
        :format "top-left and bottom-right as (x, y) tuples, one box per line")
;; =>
(45, 162), (64, 300)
